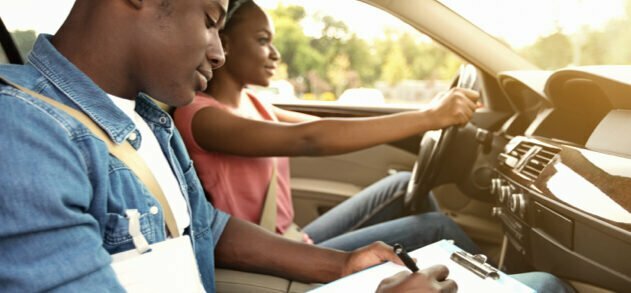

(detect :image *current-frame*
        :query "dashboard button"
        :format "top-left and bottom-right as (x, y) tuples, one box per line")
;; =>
(500, 186), (511, 203)
(510, 193), (525, 215)
(491, 178), (502, 195)
(492, 207), (503, 217)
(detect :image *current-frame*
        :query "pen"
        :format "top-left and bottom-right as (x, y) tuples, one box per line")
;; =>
(393, 243), (419, 273)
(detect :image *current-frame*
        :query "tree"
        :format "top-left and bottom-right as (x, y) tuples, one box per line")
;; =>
(326, 54), (352, 96)
(270, 5), (325, 81)
(579, 12), (631, 65)
(521, 0), (631, 68)
(269, 4), (306, 22)
(522, 31), (573, 69)
(380, 42), (411, 85)
(267, 4), (464, 96)
(10, 30), (37, 60)
(311, 15), (349, 55)
(341, 34), (378, 85)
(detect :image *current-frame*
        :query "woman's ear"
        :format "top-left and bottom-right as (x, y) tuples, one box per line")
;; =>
(127, 0), (144, 9)
(220, 34), (230, 56)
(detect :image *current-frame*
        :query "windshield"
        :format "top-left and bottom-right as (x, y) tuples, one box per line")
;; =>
(439, 0), (631, 69)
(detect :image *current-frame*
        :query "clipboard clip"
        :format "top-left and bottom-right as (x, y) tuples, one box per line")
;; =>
(450, 250), (500, 280)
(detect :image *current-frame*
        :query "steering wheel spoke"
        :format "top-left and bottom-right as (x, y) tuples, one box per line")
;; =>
(404, 64), (478, 212)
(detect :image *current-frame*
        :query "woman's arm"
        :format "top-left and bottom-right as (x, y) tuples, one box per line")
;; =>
(191, 88), (479, 157)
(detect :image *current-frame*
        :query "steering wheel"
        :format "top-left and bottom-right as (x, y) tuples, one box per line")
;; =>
(404, 64), (478, 212)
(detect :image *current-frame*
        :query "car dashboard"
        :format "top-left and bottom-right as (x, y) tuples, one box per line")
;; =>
(491, 66), (631, 291)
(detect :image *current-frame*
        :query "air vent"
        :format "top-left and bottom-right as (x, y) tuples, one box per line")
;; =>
(510, 141), (534, 161)
(510, 141), (560, 181)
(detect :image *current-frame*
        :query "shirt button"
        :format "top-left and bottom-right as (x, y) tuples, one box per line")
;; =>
(128, 132), (138, 141)
(159, 116), (168, 125)
(149, 206), (159, 215)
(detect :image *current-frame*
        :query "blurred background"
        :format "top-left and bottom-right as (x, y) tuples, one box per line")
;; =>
(3, 0), (631, 106)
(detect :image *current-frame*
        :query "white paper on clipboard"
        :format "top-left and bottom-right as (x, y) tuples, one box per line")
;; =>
(111, 235), (205, 293)
(309, 240), (534, 293)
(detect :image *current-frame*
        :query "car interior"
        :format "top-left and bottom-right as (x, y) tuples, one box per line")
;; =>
(1, 0), (629, 292)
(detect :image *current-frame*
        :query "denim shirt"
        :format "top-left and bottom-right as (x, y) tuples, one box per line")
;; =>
(0, 35), (230, 292)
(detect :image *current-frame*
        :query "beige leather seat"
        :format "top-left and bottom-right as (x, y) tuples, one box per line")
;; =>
(216, 269), (320, 293)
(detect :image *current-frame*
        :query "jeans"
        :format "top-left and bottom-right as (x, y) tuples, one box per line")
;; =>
(512, 272), (576, 293)
(302, 172), (479, 253)
(302, 174), (574, 292)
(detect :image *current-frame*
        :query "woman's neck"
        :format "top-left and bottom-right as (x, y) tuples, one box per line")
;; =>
(205, 73), (246, 109)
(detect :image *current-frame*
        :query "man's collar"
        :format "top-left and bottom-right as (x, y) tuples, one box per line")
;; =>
(28, 34), (138, 144)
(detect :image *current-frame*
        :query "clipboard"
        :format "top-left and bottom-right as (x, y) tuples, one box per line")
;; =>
(450, 250), (500, 280)
(309, 240), (534, 293)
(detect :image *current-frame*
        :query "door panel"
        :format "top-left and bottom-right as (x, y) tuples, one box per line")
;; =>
(290, 144), (416, 226)
(281, 101), (505, 252)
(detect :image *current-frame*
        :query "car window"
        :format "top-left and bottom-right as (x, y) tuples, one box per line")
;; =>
(1, 0), (462, 107)
(0, 46), (7, 64)
(255, 0), (462, 107)
(0, 0), (73, 61)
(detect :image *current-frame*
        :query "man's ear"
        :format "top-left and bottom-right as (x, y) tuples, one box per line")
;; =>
(127, 0), (144, 9)
(220, 34), (230, 56)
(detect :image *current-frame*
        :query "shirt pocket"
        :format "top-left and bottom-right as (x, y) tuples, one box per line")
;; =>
(103, 211), (156, 254)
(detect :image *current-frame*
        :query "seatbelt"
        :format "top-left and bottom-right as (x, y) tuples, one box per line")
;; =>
(0, 76), (180, 238)
(259, 160), (303, 241)
(259, 160), (278, 232)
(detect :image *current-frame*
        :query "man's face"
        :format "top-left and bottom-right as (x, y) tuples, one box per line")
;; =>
(136, 0), (228, 106)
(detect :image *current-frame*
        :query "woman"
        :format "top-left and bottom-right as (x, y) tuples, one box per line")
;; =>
(174, 0), (480, 252)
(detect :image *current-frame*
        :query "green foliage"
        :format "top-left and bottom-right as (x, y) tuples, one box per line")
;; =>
(272, 14), (324, 78)
(269, 4), (306, 21)
(520, 0), (631, 69)
(268, 0), (631, 95)
(381, 42), (411, 85)
(579, 18), (631, 65)
(10, 30), (37, 60)
(267, 5), (462, 94)
(521, 31), (573, 69)
(344, 35), (378, 84)
(326, 54), (350, 95)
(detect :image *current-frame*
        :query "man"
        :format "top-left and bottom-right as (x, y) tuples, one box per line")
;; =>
(0, 0), (455, 291)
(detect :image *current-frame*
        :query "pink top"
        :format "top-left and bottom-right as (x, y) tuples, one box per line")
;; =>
(174, 92), (294, 234)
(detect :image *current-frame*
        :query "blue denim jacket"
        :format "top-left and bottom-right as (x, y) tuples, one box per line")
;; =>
(0, 35), (230, 292)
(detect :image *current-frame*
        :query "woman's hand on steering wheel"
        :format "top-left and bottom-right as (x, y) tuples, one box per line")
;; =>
(425, 88), (480, 129)
(404, 64), (482, 212)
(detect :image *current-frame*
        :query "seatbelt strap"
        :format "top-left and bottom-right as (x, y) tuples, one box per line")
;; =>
(0, 76), (180, 238)
(259, 160), (303, 241)
(259, 160), (278, 233)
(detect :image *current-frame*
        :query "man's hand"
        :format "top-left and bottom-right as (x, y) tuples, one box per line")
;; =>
(426, 88), (480, 129)
(377, 266), (457, 293)
(340, 242), (404, 277)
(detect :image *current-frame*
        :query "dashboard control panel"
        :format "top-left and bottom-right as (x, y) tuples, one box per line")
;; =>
(491, 137), (562, 255)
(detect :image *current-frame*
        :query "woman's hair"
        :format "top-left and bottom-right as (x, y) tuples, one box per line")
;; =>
(223, 0), (257, 32)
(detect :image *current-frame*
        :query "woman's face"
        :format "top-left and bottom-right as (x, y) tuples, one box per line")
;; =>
(222, 4), (280, 87)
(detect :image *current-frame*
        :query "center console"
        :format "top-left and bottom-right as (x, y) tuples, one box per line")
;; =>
(491, 136), (631, 292)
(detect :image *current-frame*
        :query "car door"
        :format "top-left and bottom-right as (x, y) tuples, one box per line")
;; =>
(281, 103), (421, 226)
(261, 1), (518, 251)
